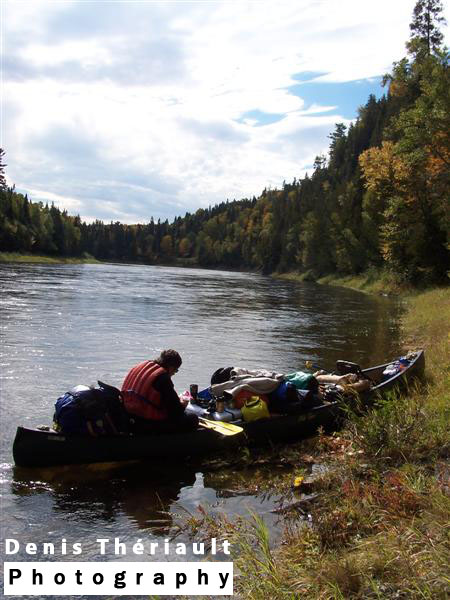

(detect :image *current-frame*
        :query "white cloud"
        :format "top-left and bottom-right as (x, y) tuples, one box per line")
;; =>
(23, 186), (84, 214)
(3, 0), (449, 223)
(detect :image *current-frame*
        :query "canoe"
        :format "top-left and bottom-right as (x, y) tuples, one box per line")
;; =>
(238, 349), (425, 445)
(12, 350), (424, 468)
(13, 421), (244, 468)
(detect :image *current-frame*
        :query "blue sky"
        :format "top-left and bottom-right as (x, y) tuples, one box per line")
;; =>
(238, 76), (385, 127)
(2, 1), (449, 224)
(289, 76), (385, 119)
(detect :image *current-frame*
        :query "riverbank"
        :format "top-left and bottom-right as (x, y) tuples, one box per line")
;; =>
(0, 254), (416, 292)
(0, 252), (100, 264)
(192, 287), (449, 599)
(0, 252), (247, 272)
(275, 268), (411, 296)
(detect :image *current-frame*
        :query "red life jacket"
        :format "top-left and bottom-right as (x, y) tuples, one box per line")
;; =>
(121, 360), (168, 421)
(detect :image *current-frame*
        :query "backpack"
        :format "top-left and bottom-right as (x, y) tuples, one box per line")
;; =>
(210, 367), (234, 385)
(53, 381), (130, 436)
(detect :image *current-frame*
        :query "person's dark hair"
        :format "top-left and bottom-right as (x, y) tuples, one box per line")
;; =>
(156, 349), (182, 370)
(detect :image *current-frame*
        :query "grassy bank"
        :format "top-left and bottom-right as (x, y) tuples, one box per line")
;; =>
(235, 287), (449, 599)
(0, 252), (100, 264)
(276, 268), (414, 295)
(187, 287), (449, 599)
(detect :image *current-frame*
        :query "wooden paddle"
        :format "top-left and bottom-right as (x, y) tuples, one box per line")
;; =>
(198, 417), (244, 436)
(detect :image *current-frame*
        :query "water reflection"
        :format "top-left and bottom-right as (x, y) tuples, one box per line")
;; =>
(12, 463), (197, 535)
(8, 459), (288, 567)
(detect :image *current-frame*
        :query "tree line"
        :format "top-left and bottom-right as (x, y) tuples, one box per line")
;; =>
(1, 0), (448, 284)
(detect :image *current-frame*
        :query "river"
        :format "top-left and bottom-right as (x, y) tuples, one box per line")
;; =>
(0, 262), (402, 596)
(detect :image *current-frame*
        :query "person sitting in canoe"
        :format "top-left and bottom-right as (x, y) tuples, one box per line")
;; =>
(121, 349), (198, 434)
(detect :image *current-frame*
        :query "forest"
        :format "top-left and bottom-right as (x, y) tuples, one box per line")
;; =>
(1, 0), (448, 285)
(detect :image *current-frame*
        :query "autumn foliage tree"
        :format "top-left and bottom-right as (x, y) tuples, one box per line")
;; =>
(359, 0), (449, 283)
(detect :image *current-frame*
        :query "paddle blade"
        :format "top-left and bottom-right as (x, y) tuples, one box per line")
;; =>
(199, 417), (243, 436)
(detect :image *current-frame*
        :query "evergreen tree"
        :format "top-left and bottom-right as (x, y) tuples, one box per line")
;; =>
(408, 0), (446, 57)
(0, 148), (7, 190)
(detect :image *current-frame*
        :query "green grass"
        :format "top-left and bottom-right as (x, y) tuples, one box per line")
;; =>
(230, 286), (450, 599)
(275, 267), (421, 295)
(316, 268), (405, 295)
(0, 252), (99, 264)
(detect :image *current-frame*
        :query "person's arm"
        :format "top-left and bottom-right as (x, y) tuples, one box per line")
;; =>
(153, 373), (185, 420)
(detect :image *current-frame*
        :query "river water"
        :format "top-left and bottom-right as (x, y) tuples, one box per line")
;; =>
(0, 263), (402, 595)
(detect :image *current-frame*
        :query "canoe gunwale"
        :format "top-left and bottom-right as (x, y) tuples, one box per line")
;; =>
(13, 350), (425, 468)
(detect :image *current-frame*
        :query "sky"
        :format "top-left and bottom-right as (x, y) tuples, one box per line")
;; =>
(2, 0), (449, 224)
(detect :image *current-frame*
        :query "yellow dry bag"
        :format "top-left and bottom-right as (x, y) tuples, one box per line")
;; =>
(241, 396), (270, 422)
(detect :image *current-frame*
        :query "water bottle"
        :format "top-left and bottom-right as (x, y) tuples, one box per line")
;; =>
(211, 396), (233, 421)
(190, 384), (199, 404)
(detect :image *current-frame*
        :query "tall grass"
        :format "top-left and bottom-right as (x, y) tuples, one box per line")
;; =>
(233, 287), (450, 599)
(344, 384), (449, 465)
(276, 267), (406, 295)
(234, 467), (449, 599)
(233, 512), (312, 599)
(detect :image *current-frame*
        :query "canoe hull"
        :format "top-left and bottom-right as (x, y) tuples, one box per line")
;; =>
(13, 350), (424, 467)
(13, 424), (243, 468)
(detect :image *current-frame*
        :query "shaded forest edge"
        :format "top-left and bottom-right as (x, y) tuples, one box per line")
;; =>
(1, 1), (448, 287)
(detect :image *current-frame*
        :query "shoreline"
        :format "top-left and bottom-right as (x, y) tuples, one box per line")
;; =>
(0, 252), (100, 265)
(273, 268), (412, 296)
(0, 252), (252, 273)
(3, 252), (447, 302)
(230, 285), (450, 598)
